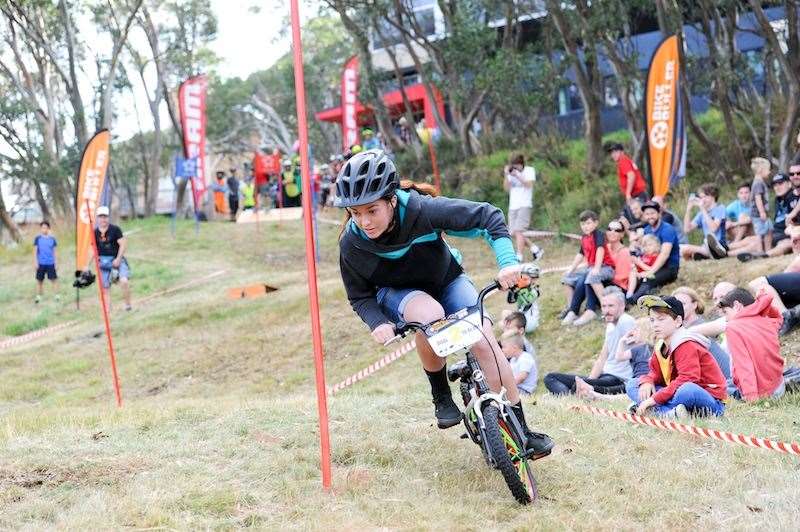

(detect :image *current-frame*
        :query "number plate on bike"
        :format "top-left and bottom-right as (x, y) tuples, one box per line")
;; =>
(427, 311), (483, 357)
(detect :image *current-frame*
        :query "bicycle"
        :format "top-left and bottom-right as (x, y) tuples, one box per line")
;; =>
(385, 266), (544, 504)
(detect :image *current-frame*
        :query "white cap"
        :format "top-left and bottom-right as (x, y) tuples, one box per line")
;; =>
(96, 206), (110, 217)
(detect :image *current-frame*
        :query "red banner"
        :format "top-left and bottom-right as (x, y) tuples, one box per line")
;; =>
(341, 56), (360, 149)
(253, 150), (281, 186)
(75, 130), (110, 271)
(179, 75), (208, 210)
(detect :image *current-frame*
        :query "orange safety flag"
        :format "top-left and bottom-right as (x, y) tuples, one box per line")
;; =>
(75, 130), (111, 272)
(645, 35), (687, 198)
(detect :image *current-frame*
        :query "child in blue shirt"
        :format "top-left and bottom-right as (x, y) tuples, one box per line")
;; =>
(33, 221), (58, 303)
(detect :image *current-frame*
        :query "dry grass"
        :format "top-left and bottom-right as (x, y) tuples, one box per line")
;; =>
(1, 215), (800, 530)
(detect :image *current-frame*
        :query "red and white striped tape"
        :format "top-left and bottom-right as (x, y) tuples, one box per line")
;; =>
(571, 404), (800, 456)
(329, 340), (416, 395)
(0, 320), (79, 352)
(523, 230), (582, 241)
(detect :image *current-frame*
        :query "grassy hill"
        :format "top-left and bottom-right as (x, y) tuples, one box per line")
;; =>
(1, 215), (800, 529)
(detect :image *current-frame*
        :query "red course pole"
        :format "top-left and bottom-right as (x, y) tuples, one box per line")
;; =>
(428, 138), (441, 195)
(85, 200), (123, 407)
(289, 0), (332, 490)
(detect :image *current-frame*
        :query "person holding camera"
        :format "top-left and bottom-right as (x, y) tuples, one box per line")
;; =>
(503, 154), (537, 262)
(680, 183), (728, 260)
(87, 206), (132, 311)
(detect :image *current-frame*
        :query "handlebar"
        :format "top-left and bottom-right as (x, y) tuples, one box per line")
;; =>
(382, 265), (539, 346)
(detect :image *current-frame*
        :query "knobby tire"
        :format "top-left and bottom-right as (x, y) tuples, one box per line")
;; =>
(482, 404), (538, 504)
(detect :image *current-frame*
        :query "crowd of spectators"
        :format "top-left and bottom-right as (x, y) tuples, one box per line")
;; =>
(497, 146), (800, 418)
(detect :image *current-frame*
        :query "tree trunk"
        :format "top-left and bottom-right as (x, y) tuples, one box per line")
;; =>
(0, 192), (22, 243)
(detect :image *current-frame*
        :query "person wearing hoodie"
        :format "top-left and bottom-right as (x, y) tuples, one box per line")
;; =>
(634, 295), (727, 417)
(715, 288), (785, 400)
(335, 150), (553, 458)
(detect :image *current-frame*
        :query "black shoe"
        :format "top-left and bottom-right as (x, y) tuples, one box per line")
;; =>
(691, 252), (709, 261)
(779, 307), (800, 337)
(737, 252), (765, 263)
(706, 234), (727, 259)
(557, 308), (569, 320)
(524, 430), (554, 459)
(432, 394), (462, 429)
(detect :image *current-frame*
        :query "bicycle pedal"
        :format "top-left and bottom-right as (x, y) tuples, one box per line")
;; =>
(460, 433), (468, 439)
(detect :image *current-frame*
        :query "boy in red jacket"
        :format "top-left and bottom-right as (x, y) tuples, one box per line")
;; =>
(635, 295), (727, 417)
(717, 288), (785, 400)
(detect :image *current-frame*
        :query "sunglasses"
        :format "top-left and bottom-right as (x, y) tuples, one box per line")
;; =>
(790, 171), (800, 176)
(607, 226), (625, 233)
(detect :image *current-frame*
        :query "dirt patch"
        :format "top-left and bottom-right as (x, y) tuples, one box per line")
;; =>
(0, 461), (144, 490)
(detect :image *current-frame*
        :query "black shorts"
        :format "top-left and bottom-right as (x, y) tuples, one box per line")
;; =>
(36, 264), (57, 281)
(766, 272), (800, 308)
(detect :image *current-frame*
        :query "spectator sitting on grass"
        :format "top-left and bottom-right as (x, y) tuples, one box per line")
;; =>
(605, 220), (634, 294)
(501, 311), (535, 351)
(627, 234), (660, 301)
(573, 317), (654, 402)
(544, 287), (636, 396)
(731, 174), (799, 262)
(625, 201), (681, 306)
(500, 333), (538, 397)
(726, 182), (752, 243)
(560, 210), (616, 327)
(654, 194), (688, 245)
(748, 233), (800, 335)
(690, 288), (785, 401)
(680, 183), (728, 260)
(671, 286), (731, 381)
(633, 295), (727, 418)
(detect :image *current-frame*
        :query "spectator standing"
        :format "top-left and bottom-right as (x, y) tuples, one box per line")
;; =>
(545, 287), (637, 395)
(226, 169), (240, 222)
(634, 295), (727, 417)
(33, 221), (58, 303)
(211, 171), (228, 216)
(732, 174), (798, 261)
(361, 128), (382, 150)
(680, 183), (728, 260)
(625, 201), (681, 306)
(501, 334), (538, 396)
(725, 182), (752, 243)
(748, 157), (772, 252)
(503, 154), (537, 261)
(241, 176), (256, 211)
(607, 143), (648, 207)
(561, 210), (616, 326)
(89, 206), (132, 311)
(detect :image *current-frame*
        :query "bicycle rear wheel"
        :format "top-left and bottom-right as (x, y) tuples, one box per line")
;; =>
(482, 404), (538, 504)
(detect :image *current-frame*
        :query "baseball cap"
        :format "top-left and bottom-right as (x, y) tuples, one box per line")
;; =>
(637, 294), (684, 320)
(641, 200), (661, 213)
(772, 173), (790, 185)
(96, 206), (110, 217)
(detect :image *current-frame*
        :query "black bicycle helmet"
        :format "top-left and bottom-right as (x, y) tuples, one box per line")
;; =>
(334, 149), (399, 208)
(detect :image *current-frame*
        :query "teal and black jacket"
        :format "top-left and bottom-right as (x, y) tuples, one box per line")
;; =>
(339, 189), (518, 330)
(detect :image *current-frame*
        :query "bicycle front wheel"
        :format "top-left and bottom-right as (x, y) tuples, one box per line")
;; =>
(482, 404), (538, 504)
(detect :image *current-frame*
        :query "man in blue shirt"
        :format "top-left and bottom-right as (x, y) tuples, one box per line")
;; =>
(626, 201), (680, 306)
(33, 221), (58, 303)
(726, 183), (752, 243)
(681, 183), (728, 260)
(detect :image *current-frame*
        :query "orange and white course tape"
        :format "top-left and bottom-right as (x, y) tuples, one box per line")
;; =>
(571, 404), (800, 457)
(0, 320), (79, 352)
(328, 340), (416, 395)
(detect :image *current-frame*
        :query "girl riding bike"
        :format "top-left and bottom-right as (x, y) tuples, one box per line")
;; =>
(336, 149), (553, 457)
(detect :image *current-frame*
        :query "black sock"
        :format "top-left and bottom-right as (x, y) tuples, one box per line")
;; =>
(511, 402), (531, 432)
(425, 367), (451, 398)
